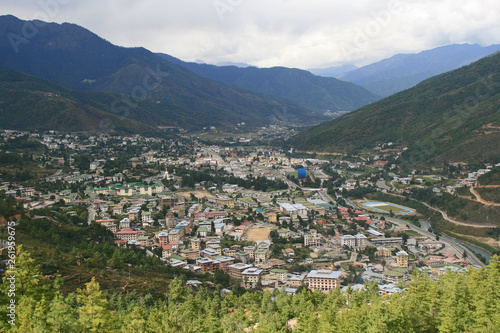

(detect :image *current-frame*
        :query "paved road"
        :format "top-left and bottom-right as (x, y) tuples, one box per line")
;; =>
(386, 217), (485, 267)
(284, 177), (300, 190)
(376, 180), (391, 191)
(87, 206), (96, 225)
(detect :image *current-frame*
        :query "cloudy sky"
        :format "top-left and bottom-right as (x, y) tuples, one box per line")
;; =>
(2, 0), (500, 69)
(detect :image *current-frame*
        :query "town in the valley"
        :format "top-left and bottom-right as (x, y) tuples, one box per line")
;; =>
(1, 129), (497, 296)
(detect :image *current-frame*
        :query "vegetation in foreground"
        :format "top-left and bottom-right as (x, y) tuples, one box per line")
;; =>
(1, 246), (499, 332)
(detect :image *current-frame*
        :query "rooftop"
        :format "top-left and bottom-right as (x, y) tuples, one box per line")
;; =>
(306, 270), (341, 279)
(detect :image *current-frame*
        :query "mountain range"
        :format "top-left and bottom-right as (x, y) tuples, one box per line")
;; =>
(289, 51), (500, 165)
(332, 44), (500, 97)
(0, 15), (340, 131)
(157, 54), (378, 112)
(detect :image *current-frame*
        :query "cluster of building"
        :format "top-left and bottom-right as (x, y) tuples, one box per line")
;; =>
(1, 130), (489, 295)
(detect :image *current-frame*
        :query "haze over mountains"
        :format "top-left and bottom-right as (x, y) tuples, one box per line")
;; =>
(0, 14), (499, 145)
(290, 51), (500, 165)
(0, 15), (387, 133)
(157, 54), (378, 112)
(0, 15), (338, 131)
(331, 44), (500, 97)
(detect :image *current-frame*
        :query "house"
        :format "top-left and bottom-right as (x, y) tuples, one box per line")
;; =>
(128, 208), (141, 221)
(304, 234), (321, 247)
(119, 218), (131, 229)
(383, 268), (410, 284)
(254, 245), (270, 264)
(141, 211), (154, 224)
(283, 248), (295, 257)
(158, 231), (169, 246)
(137, 236), (152, 247)
(345, 179), (357, 190)
(228, 263), (253, 280)
(306, 270), (342, 292)
(371, 237), (404, 248)
(162, 244), (174, 259)
(214, 222), (225, 236)
(279, 203), (308, 218)
(190, 238), (201, 250)
(354, 234), (368, 249)
(214, 256), (235, 272)
(198, 226), (209, 237)
(375, 247), (393, 258)
(288, 274), (305, 287)
(180, 249), (200, 260)
(396, 250), (409, 268)
(243, 246), (255, 260)
(112, 205), (123, 215)
(242, 267), (263, 286)
(196, 258), (220, 273)
(341, 235), (356, 248)
(200, 248), (219, 259)
(116, 227), (141, 241)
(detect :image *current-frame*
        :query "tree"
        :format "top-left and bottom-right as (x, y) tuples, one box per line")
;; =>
(77, 277), (115, 332)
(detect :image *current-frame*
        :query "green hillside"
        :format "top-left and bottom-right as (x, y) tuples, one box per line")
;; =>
(479, 167), (500, 186)
(290, 52), (500, 165)
(0, 69), (166, 134)
(0, 68), (207, 133)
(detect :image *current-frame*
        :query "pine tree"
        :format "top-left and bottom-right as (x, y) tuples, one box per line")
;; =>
(76, 277), (115, 332)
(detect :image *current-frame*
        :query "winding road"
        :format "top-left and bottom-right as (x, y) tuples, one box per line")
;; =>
(386, 217), (486, 267)
(469, 187), (500, 207)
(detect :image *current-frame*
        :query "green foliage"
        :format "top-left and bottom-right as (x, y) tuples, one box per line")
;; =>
(290, 52), (500, 165)
(2, 255), (499, 331)
(178, 167), (288, 191)
(0, 68), (160, 134)
(478, 166), (500, 186)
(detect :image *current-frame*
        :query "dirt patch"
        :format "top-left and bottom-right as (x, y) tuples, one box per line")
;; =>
(468, 235), (500, 250)
(244, 225), (276, 242)
(176, 190), (217, 200)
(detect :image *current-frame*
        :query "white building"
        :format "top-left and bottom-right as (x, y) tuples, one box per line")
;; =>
(341, 235), (356, 248)
(279, 203), (308, 218)
(306, 270), (342, 292)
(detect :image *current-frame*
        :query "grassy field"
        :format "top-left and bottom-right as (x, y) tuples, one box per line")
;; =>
(362, 201), (414, 215)
(373, 204), (410, 214)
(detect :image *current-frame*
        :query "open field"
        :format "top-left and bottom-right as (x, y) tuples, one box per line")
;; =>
(244, 224), (276, 242)
(362, 201), (415, 215)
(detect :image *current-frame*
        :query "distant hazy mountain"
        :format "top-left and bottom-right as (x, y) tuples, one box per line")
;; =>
(215, 61), (253, 68)
(336, 44), (500, 97)
(157, 53), (379, 112)
(307, 64), (358, 77)
(289, 51), (500, 165)
(0, 15), (327, 130)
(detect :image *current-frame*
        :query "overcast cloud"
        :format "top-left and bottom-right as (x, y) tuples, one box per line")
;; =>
(2, 0), (500, 68)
